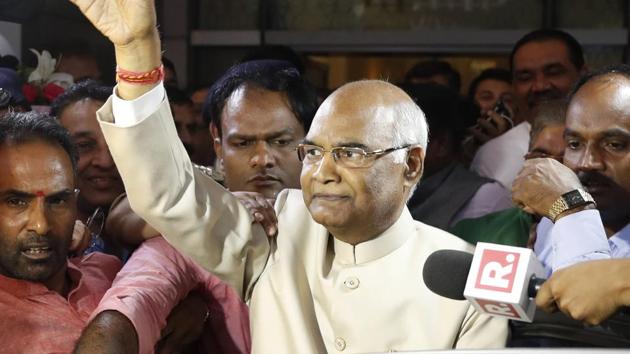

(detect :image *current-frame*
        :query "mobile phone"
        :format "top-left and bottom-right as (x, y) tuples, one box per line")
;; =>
(490, 98), (514, 129)
(493, 98), (510, 118)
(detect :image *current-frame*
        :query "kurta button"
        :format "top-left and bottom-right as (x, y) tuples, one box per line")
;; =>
(335, 337), (346, 351)
(344, 276), (359, 289)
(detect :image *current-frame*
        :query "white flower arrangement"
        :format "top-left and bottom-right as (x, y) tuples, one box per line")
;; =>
(26, 49), (74, 90)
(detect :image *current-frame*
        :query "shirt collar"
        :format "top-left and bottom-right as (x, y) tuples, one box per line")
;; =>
(333, 208), (414, 265)
(0, 259), (81, 298)
(609, 223), (630, 252)
(0, 273), (52, 297)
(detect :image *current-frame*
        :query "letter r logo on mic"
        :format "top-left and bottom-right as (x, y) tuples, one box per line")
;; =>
(475, 250), (520, 292)
(475, 299), (520, 319)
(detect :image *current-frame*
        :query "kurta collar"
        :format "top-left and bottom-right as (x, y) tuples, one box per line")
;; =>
(333, 208), (414, 265)
(0, 260), (81, 299)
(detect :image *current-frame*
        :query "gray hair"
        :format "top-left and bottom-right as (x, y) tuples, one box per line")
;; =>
(529, 99), (567, 147)
(390, 93), (429, 163)
(388, 91), (429, 199)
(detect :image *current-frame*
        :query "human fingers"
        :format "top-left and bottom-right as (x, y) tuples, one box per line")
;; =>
(70, 220), (91, 255)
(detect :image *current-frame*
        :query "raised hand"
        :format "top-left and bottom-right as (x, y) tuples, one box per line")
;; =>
(69, 0), (161, 99)
(468, 110), (512, 144)
(69, 0), (157, 46)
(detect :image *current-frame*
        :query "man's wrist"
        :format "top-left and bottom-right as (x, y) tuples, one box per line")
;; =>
(554, 203), (596, 221)
(114, 29), (162, 100)
(548, 188), (595, 222)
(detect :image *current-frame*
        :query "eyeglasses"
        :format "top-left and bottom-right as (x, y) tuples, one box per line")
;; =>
(83, 207), (106, 255)
(296, 143), (416, 168)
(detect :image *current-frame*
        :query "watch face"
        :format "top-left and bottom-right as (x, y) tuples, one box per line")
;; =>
(563, 190), (585, 206)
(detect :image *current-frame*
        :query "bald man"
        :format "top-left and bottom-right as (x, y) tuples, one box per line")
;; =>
(71, 0), (507, 352)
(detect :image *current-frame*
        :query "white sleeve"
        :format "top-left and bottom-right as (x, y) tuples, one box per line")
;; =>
(111, 83), (166, 127)
(534, 209), (610, 276)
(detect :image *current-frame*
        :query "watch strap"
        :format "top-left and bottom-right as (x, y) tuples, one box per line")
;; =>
(548, 189), (595, 222)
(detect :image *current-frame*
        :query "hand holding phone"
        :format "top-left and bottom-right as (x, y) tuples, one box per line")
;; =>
(467, 98), (514, 144)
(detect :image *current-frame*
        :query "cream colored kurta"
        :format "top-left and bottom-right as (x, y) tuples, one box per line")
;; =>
(98, 97), (507, 353)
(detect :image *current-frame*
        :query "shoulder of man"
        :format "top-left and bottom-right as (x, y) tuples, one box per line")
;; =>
(414, 219), (475, 254)
(193, 163), (224, 183)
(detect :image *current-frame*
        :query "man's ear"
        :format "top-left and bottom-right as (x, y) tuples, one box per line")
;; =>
(404, 146), (424, 186)
(210, 123), (222, 159)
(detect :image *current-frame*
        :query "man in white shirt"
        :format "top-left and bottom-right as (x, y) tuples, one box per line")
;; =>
(513, 64), (630, 276)
(471, 29), (587, 189)
(507, 66), (630, 346)
(70, 0), (508, 352)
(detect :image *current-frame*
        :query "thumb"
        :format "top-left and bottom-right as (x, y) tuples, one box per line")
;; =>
(70, 220), (88, 253)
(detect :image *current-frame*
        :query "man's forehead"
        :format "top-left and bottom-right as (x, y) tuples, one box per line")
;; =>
(513, 40), (573, 69)
(224, 87), (294, 121)
(59, 99), (103, 132)
(533, 125), (564, 145)
(569, 76), (630, 125)
(308, 102), (393, 147)
(0, 143), (75, 192)
(307, 80), (409, 143)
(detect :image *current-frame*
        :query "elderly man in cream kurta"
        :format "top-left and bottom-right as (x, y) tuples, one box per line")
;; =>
(72, 0), (507, 352)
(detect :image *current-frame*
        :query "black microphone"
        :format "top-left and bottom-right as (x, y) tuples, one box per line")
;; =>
(422, 249), (473, 300)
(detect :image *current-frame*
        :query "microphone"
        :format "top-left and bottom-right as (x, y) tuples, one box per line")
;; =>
(423, 243), (546, 322)
(422, 249), (473, 301)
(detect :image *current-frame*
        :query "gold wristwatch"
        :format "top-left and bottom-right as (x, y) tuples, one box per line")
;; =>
(548, 189), (596, 222)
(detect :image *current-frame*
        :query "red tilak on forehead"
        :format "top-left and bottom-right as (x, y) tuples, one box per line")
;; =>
(35, 191), (45, 197)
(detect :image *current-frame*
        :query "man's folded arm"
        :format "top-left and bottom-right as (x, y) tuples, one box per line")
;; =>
(75, 310), (138, 354)
(535, 210), (611, 275)
(88, 237), (197, 354)
(88, 236), (252, 354)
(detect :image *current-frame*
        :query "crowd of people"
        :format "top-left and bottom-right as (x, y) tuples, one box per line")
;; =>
(1, 0), (630, 352)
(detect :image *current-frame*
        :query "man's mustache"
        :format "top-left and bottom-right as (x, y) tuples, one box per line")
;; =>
(577, 170), (617, 188)
(21, 232), (54, 249)
(527, 89), (564, 107)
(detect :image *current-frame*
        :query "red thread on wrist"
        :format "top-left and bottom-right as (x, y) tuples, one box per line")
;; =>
(116, 65), (164, 85)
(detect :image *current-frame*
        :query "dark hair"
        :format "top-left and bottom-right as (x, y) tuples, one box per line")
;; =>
(203, 60), (319, 136)
(401, 83), (479, 154)
(50, 80), (112, 118)
(510, 29), (585, 72)
(467, 68), (512, 99)
(569, 64), (630, 102)
(0, 111), (78, 176)
(404, 61), (461, 93)
(240, 45), (305, 74)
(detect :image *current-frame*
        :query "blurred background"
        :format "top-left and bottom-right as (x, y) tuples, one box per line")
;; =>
(1, 0), (629, 93)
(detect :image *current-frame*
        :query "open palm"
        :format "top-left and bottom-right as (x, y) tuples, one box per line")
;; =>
(69, 0), (156, 46)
